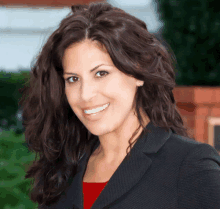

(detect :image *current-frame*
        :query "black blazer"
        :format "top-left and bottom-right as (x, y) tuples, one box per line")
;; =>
(39, 121), (220, 209)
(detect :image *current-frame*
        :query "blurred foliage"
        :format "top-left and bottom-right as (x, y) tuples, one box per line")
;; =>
(0, 69), (30, 133)
(0, 130), (38, 209)
(156, 0), (220, 86)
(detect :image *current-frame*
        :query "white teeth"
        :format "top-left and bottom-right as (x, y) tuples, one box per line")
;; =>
(84, 103), (109, 114)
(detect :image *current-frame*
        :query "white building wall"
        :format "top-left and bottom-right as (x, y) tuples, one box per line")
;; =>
(0, 0), (163, 72)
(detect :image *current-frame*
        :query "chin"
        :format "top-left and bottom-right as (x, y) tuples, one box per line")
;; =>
(88, 125), (111, 137)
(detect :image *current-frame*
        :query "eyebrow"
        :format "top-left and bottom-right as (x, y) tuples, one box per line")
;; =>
(63, 64), (108, 75)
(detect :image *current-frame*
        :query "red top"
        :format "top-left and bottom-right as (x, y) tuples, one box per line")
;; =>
(83, 181), (109, 209)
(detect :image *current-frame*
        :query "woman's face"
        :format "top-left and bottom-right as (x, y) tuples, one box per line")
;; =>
(62, 39), (144, 136)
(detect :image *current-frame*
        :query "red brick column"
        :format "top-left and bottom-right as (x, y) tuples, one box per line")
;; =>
(173, 86), (220, 143)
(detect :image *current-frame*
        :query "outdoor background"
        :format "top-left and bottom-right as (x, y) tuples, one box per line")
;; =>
(0, 0), (219, 208)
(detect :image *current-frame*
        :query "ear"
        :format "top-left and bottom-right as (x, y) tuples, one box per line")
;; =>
(136, 80), (144, 87)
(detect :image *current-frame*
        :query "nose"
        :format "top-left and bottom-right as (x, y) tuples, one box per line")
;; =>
(80, 81), (97, 102)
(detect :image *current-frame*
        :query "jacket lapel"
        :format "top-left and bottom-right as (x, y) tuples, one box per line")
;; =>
(56, 121), (172, 209)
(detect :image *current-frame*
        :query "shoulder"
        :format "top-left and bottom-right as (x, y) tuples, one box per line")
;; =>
(165, 132), (219, 158)
(168, 132), (204, 150)
(174, 133), (220, 178)
(167, 133), (220, 208)
(166, 132), (220, 173)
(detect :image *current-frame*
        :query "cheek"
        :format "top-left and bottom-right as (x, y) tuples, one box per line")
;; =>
(105, 76), (129, 92)
(106, 78), (136, 99)
(65, 90), (77, 106)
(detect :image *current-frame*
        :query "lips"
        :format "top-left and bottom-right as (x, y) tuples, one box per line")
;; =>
(82, 103), (109, 111)
(84, 103), (109, 114)
(82, 102), (110, 121)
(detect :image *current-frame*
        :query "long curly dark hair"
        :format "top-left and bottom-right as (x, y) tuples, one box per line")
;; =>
(18, 1), (190, 206)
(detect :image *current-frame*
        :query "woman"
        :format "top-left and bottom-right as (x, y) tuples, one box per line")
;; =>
(19, 2), (220, 209)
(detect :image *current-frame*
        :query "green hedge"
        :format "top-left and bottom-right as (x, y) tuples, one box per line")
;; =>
(0, 69), (29, 132)
(0, 130), (38, 209)
(156, 0), (220, 86)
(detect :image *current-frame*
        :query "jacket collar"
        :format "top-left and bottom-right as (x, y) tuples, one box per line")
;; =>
(53, 121), (172, 209)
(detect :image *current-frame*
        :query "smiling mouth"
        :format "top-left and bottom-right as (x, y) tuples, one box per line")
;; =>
(84, 103), (110, 114)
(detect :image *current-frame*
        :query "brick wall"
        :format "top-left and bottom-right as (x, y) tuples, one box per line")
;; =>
(173, 87), (220, 146)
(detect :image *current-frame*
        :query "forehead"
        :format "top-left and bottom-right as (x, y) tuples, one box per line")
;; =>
(63, 40), (113, 69)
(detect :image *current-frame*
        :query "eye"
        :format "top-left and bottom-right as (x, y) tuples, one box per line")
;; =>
(96, 71), (108, 77)
(65, 70), (109, 84)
